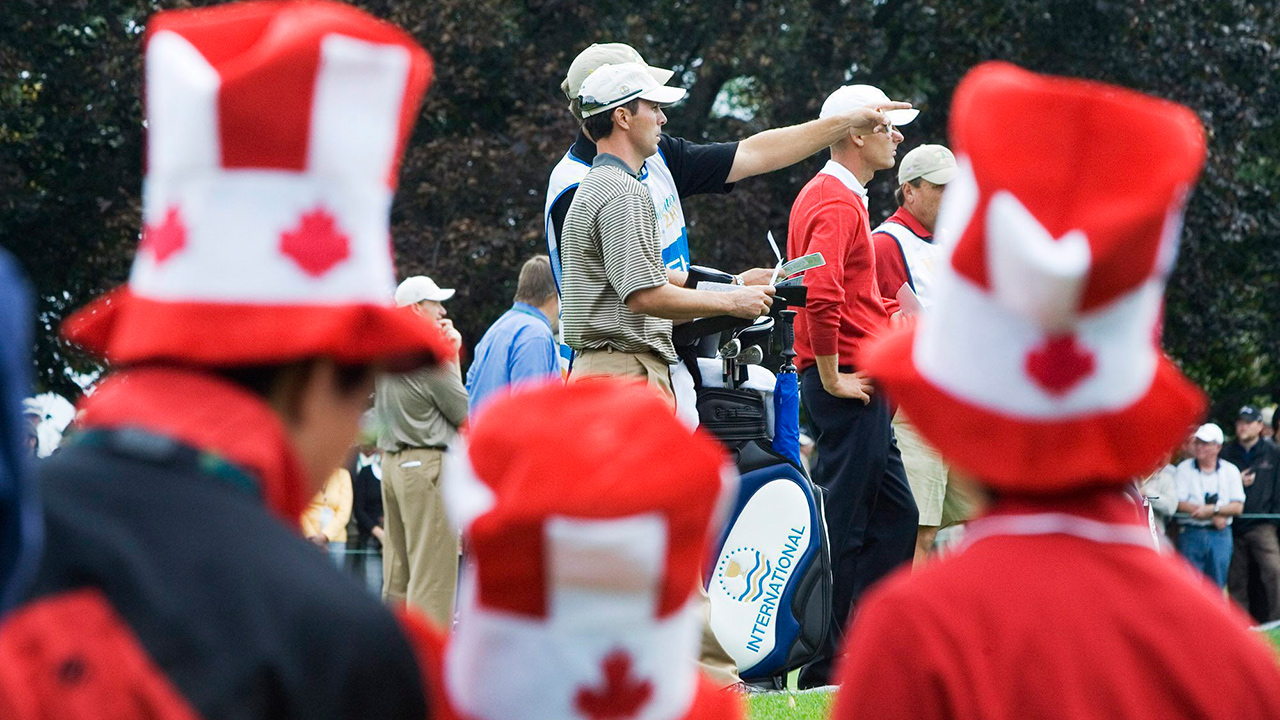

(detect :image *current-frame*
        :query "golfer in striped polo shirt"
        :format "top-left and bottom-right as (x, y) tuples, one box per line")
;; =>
(560, 62), (774, 407)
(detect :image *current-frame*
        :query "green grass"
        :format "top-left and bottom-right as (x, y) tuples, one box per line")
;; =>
(747, 690), (833, 720)
(1264, 627), (1280, 655)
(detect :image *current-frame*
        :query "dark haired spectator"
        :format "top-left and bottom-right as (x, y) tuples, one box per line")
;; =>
(0, 5), (449, 717)
(349, 438), (385, 596)
(465, 255), (561, 417)
(1223, 405), (1280, 622)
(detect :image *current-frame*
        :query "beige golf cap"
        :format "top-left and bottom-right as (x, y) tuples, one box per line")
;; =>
(562, 42), (674, 100)
(394, 275), (455, 307)
(577, 62), (687, 118)
(898, 144), (958, 185)
(820, 84), (919, 126)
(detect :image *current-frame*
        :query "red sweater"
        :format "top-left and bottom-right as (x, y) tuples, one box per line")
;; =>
(787, 167), (890, 372)
(832, 489), (1280, 720)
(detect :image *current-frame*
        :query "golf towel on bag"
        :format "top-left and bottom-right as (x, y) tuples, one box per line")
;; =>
(704, 438), (832, 681)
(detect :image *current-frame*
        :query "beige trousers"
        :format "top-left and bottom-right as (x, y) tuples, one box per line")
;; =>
(697, 583), (742, 688)
(381, 448), (457, 630)
(893, 411), (974, 528)
(570, 348), (675, 409)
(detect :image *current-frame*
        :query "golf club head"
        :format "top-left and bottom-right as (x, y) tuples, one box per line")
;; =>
(739, 345), (764, 366)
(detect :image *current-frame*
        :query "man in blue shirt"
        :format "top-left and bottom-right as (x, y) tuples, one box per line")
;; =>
(466, 255), (561, 417)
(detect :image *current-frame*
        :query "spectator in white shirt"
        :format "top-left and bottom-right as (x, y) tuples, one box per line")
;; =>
(1174, 423), (1246, 587)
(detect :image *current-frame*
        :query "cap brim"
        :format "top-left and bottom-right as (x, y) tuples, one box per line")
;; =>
(640, 85), (686, 105)
(426, 288), (456, 302)
(919, 166), (958, 184)
(859, 325), (1206, 491)
(63, 288), (454, 373)
(648, 66), (675, 86)
(886, 108), (920, 126)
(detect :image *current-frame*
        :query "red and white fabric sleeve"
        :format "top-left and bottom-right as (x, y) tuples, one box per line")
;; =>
(872, 230), (909, 316)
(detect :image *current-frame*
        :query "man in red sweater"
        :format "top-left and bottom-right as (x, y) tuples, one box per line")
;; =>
(787, 83), (920, 688)
(844, 62), (1280, 720)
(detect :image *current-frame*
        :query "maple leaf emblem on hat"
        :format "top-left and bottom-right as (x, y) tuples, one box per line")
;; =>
(140, 206), (186, 264)
(574, 650), (653, 720)
(1025, 334), (1096, 396)
(280, 207), (350, 277)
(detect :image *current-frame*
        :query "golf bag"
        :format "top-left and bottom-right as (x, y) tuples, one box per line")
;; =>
(675, 269), (832, 683)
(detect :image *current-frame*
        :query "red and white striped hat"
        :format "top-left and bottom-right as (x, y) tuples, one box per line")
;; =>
(862, 62), (1207, 491)
(63, 1), (450, 370)
(438, 380), (743, 720)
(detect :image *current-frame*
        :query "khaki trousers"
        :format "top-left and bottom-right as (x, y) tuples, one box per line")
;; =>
(697, 583), (742, 688)
(381, 448), (457, 630)
(893, 411), (974, 528)
(570, 348), (675, 409)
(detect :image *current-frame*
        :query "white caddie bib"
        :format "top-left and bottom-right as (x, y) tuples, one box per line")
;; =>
(872, 220), (944, 309)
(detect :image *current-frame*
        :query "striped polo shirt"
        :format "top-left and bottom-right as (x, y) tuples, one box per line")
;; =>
(560, 153), (675, 364)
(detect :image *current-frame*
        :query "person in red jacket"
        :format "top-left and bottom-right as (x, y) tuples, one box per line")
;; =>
(840, 62), (1280, 719)
(0, 3), (452, 718)
(787, 83), (921, 687)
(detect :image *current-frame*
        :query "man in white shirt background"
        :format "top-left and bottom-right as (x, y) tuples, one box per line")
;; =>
(1174, 423), (1246, 588)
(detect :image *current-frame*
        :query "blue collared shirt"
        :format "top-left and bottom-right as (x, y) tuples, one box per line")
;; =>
(466, 302), (559, 417)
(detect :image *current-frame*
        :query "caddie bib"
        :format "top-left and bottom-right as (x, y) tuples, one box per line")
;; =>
(871, 220), (943, 308)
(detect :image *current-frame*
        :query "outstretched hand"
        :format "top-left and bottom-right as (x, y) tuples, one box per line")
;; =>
(845, 102), (913, 136)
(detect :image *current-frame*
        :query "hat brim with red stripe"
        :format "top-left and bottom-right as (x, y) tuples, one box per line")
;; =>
(64, 288), (452, 372)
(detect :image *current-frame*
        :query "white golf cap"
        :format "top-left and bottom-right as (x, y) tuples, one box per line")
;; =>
(1193, 423), (1224, 444)
(562, 43), (674, 100)
(394, 275), (455, 307)
(898, 144), (958, 185)
(577, 62), (687, 118)
(819, 84), (919, 126)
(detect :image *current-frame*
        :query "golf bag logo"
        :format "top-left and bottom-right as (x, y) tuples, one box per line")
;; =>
(716, 547), (773, 603)
(709, 478), (812, 664)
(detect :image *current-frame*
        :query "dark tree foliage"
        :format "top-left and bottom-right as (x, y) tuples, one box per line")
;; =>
(3, 0), (1276, 424)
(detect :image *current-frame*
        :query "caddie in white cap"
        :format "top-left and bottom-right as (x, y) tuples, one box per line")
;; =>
(557, 59), (781, 688)
(544, 41), (913, 389)
(560, 61), (775, 402)
(869, 141), (970, 563)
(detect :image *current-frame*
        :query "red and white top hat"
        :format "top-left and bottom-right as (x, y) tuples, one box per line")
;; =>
(438, 381), (743, 720)
(63, 1), (450, 370)
(862, 62), (1207, 491)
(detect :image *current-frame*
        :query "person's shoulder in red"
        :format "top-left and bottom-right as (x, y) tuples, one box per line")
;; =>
(791, 173), (867, 216)
(832, 537), (1280, 720)
(786, 171), (870, 264)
